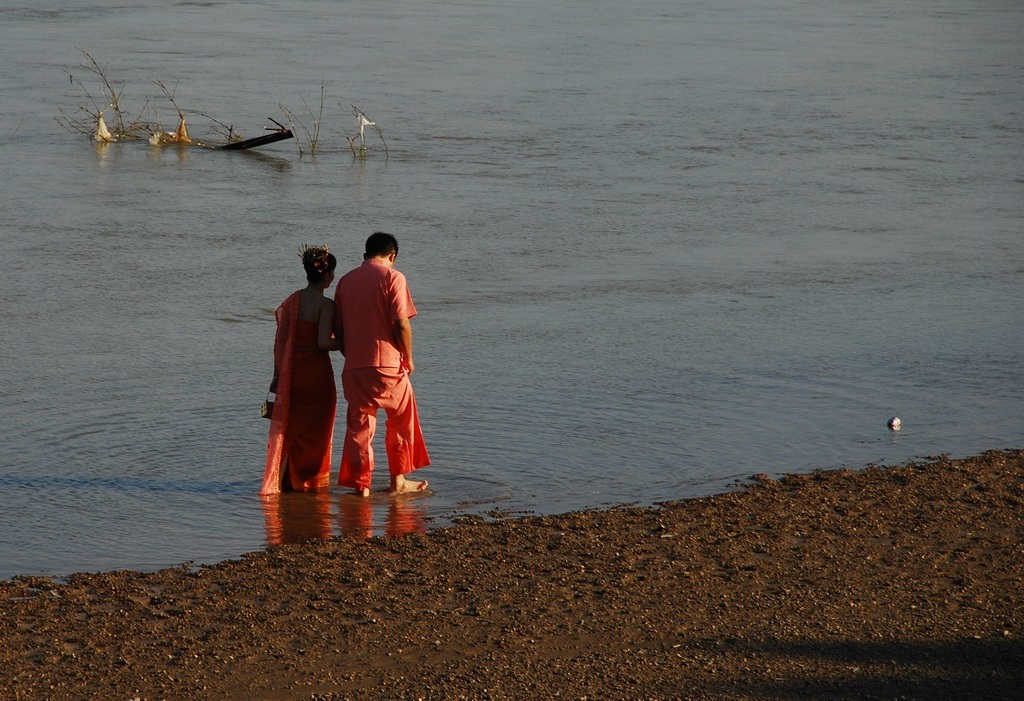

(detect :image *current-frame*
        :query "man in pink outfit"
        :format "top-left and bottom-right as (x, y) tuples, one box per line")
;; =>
(333, 232), (430, 496)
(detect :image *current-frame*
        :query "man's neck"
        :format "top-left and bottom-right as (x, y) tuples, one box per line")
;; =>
(367, 253), (396, 268)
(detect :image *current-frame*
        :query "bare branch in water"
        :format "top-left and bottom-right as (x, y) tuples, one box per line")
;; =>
(281, 76), (327, 157)
(54, 52), (392, 157)
(278, 104), (306, 156)
(78, 50), (130, 136)
(347, 104), (389, 159)
(300, 77), (326, 156)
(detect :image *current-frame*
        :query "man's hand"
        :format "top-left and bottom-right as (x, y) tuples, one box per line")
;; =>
(394, 317), (414, 373)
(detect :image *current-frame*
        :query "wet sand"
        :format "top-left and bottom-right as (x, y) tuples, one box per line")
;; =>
(2, 450), (1021, 700)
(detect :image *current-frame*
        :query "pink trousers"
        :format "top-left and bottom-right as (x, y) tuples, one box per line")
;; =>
(338, 367), (430, 491)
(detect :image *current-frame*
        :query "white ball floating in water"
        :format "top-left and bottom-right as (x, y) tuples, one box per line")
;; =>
(887, 417), (901, 431)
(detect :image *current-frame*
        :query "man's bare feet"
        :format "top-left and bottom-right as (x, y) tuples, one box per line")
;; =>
(389, 474), (428, 494)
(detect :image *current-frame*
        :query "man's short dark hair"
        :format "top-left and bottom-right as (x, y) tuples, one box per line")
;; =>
(364, 232), (399, 259)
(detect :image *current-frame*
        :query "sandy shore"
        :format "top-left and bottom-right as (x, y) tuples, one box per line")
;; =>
(2, 450), (1021, 700)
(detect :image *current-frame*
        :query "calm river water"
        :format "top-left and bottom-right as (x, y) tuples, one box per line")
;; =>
(0, 0), (1021, 579)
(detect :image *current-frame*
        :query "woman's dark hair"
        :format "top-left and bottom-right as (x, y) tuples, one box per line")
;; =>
(301, 246), (337, 282)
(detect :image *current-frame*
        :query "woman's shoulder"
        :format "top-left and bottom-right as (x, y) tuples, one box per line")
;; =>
(278, 290), (302, 313)
(316, 294), (336, 314)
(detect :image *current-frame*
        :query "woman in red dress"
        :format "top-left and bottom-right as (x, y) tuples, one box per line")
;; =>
(260, 246), (344, 495)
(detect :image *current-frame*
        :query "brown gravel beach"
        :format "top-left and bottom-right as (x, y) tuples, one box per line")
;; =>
(2, 450), (1022, 700)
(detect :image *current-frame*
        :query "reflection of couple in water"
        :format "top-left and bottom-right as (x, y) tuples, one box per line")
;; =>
(259, 233), (431, 500)
(262, 491), (428, 546)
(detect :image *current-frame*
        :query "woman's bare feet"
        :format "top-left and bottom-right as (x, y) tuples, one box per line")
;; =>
(389, 474), (428, 494)
(353, 487), (371, 497)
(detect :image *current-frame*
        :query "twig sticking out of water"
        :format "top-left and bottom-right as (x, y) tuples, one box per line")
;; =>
(5, 117), (25, 144)
(278, 104), (303, 156)
(80, 50), (126, 135)
(345, 105), (388, 159)
(57, 50), (147, 140)
(148, 80), (191, 145)
(279, 77), (326, 157)
(54, 52), (389, 158)
(189, 110), (241, 145)
(56, 51), (232, 146)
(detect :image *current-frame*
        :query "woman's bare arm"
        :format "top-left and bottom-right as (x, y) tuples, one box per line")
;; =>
(318, 298), (345, 351)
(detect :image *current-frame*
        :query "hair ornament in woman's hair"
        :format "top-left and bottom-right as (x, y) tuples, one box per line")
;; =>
(299, 244), (331, 274)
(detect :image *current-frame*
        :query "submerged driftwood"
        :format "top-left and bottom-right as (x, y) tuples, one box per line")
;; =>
(221, 119), (293, 151)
